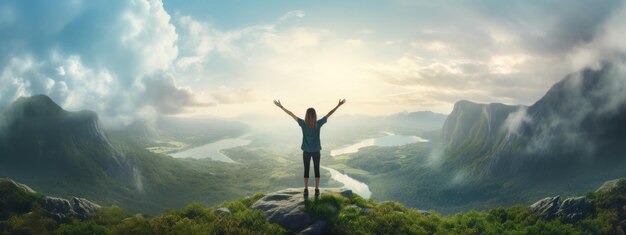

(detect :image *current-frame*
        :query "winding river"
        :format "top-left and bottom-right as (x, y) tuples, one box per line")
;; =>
(322, 166), (372, 199)
(169, 137), (251, 162)
(170, 133), (426, 199)
(330, 133), (429, 156)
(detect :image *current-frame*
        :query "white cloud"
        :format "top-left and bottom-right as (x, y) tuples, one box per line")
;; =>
(118, 0), (178, 76)
(279, 10), (305, 21)
(568, 3), (626, 71)
(3, 0), (625, 120)
(264, 27), (323, 53)
(346, 39), (364, 47)
(0, 0), (198, 124)
(384, 40), (400, 45)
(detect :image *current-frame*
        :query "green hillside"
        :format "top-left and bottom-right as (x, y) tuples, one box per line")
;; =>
(2, 178), (625, 234)
(0, 95), (327, 214)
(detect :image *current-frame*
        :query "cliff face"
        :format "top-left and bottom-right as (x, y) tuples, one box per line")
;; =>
(442, 100), (521, 149)
(0, 95), (113, 144)
(441, 62), (626, 177)
(0, 95), (133, 188)
(441, 100), (522, 173)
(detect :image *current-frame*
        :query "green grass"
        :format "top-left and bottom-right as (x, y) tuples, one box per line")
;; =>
(2, 179), (626, 234)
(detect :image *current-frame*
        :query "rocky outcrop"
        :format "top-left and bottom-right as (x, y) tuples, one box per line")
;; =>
(44, 196), (101, 222)
(530, 196), (561, 220)
(251, 188), (313, 230)
(530, 195), (593, 222)
(0, 178), (36, 194)
(297, 220), (327, 235)
(595, 179), (621, 194)
(1, 178), (101, 222)
(216, 207), (231, 216)
(557, 197), (593, 222)
(251, 188), (352, 233)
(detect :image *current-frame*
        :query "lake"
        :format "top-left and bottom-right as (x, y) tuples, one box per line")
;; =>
(322, 166), (371, 199)
(169, 137), (251, 162)
(330, 133), (429, 156)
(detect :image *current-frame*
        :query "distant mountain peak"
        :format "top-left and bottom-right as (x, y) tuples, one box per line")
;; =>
(442, 62), (626, 177)
(0, 95), (133, 187)
(5, 94), (64, 117)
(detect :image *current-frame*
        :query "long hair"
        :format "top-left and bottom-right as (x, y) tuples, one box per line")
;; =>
(305, 108), (317, 128)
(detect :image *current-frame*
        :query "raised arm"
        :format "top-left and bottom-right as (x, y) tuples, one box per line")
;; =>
(324, 99), (346, 119)
(273, 100), (299, 121)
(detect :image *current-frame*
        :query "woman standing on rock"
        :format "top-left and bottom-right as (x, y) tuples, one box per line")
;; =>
(274, 99), (346, 196)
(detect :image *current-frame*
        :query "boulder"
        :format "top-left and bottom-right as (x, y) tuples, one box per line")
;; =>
(251, 188), (352, 230)
(44, 196), (100, 222)
(251, 188), (312, 229)
(417, 210), (430, 216)
(344, 205), (360, 211)
(530, 195), (593, 222)
(44, 197), (76, 222)
(71, 197), (100, 219)
(0, 178), (36, 194)
(361, 208), (374, 215)
(530, 196), (561, 220)
(298, 220), (328, 235)
(557, 196), (593, 222)
(216, 207), (231, 216)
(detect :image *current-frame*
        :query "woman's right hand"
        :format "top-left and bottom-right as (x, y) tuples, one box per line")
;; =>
(273, 100), (283, 108)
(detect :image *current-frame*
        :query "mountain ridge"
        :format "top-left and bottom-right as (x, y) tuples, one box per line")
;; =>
(0, 94), (134, 187)
(442, 62), (626, 177)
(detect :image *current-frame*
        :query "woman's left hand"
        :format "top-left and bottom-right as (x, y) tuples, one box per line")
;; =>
(338, 99), (346, 106)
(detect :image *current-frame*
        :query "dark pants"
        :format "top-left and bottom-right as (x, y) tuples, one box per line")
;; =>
(303, 151), (321, 178)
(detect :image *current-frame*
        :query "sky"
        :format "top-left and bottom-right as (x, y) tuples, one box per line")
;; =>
(1, 0), (626, 125)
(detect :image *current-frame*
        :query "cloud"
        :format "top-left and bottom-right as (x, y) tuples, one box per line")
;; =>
(568, 3), (626, 70)
(503, 107), (530, 138)
(346, 39), (364, 47)
(404, 1), (623, 59)
(3, 0), (626, 120)
(279, 10), (305, 21)
(0, 54), (116, 113)
(210, 87), (257, 104)
(367, 0), (626, 111)
(0, 0), (204, 124)
(141, 73), (214, 114)
(263, 27), (323, 53)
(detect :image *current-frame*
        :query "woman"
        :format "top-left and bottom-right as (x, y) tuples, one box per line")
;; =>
(274, 99), (346, 196)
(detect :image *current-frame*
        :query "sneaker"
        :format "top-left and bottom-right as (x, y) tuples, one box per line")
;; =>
(314, 188), (320, 196)
(304, 188), (309, 195)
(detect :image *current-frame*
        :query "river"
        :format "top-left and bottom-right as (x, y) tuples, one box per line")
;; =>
(322, 166), (371, 199)
(169, 137), (251, 162)
(330, 133), (429, 156)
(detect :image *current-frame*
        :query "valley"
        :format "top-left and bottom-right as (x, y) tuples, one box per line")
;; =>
(3, 62), (626, 218)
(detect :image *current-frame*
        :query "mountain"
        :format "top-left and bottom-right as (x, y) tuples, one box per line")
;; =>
(0, 95), (324, 214)
(442, 62), (626, 178)
(0, 95), (136, 195)
(441, 100), (521, 174)
(333, 62), (626, 214)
